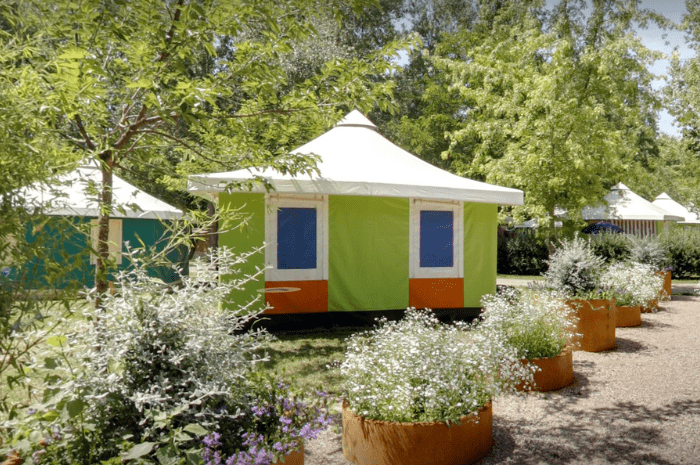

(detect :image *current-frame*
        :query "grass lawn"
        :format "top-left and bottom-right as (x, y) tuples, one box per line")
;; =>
(497, 274), (545, 280)
(261, 328), (360, 398)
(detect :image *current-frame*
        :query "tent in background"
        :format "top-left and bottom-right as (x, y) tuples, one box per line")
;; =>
(652, 193), (700, 227)
(581, 183), (683, 237)
(189, 110), (523, 315)
(6, 164), (186, 288)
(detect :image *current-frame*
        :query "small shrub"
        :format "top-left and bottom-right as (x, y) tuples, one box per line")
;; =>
(2, 247), (331, 465)
(600, 262), (664, 307)
(659, 228), (700, 278)
(629, 236), (668, 270)
(497, 233), (549, 276)
(341, 308), (531, 424)
(478, 288), (576, 359)
(588, 233), (632, 263)
(544, 237), (605, 297)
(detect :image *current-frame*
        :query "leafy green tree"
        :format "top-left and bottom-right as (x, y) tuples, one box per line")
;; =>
(0, 0), (410, 301)
(373, 0), (540, 172)
(625, 134), (700, 206)
(664, 0), (700, 208)
(433, 0), (663, 225)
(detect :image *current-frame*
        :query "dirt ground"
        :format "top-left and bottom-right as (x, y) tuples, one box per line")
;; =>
(302, 295), (700, 465)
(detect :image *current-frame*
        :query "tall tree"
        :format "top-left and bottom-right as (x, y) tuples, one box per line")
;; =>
(664, 0), (700, 208)
(0, 0), (410, 303)
(432, 0), (663, 224)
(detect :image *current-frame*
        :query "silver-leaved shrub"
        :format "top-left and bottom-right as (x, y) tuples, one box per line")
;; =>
(2, 246), (330, 465)
(545, 236), (605, 298)
(478, 288), (577, 360)
(600, 261), (663, 307)
(629, 236), (668, 271)
(341, 308), (532, 424)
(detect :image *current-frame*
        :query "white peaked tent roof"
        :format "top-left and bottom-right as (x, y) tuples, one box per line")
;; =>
(652, 193), (700, 225)
(188, 110), (524, 205)
(24, 165), (182, 220)
(582, 183), (684, 222)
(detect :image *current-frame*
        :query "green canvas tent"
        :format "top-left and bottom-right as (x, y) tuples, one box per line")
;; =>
(188, 111), (523, 315)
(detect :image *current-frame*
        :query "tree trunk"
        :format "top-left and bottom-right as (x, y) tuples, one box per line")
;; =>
(94, 154), (114, 308)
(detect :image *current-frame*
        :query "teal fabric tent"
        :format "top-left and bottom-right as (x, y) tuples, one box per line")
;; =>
(3, 165), (185, 288)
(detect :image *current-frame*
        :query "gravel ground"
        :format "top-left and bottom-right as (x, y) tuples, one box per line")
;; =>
(302, 296), (700, 465)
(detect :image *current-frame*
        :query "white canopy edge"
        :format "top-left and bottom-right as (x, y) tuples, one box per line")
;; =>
(188, 175), (524, 205)
(24, 165), (183, 220)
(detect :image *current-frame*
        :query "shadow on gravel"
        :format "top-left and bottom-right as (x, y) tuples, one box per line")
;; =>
(638, 319), (674, 331)
(613, 337), (650, 354)
(486, 399), (700, 464)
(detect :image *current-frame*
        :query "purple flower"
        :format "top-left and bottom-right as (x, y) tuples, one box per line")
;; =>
(251, 405), (267, 418)
(299, 423), (312, 439)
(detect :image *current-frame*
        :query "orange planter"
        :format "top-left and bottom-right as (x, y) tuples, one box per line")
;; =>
(342, 402), (492, 465)
(615, 305), (641, 327)
(271, 446), (304, 465)
(642, 298), (658, 313)
(518, 345), (575, 392)
(661, 270), (672, 301)
(567, 299), (616, 352)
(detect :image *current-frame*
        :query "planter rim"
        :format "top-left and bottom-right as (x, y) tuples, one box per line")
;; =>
(523, 343), (572, 362)
(341, 400), (491, 427)
(567, 298), (616, 305)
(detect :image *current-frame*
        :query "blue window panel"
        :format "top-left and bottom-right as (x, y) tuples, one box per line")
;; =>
(420, 210), (453, 268)
(277, 208), (317, 269)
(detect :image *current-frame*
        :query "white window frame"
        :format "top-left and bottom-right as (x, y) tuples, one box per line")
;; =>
(265, 194), (328, 281)
(90, 219), (123, 265)
(409, 199), (463, 279)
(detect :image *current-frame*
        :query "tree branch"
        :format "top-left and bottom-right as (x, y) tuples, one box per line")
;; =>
(134, 128), (226, 166)
(74, 115), (96, 151)
(157, 0), (185, 63)
(113, 113), (163, 151)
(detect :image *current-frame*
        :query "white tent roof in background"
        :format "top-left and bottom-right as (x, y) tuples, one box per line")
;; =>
(652, 193), (700, 225)
(188, 110), (524, 205)
(582, 183), (684, 222)
(24, 165), (182, 220)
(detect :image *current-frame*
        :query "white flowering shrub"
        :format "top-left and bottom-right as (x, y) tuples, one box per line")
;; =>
(3, 247), (331, 465)
(341, 308), (531, 424)
(600, 261), (663, 307)
(478, 288), (576, 360)
(545, 237), (605, 298)
(76, 246), (270, 414)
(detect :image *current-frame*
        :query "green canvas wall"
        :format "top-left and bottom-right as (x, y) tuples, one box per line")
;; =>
(328, 196), (409, 311)
(217, 193), (499, 312)
(218, 193), (266, 310)
(463, 203), (497, 307)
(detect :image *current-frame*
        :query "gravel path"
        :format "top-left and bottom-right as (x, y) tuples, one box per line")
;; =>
(302, 296), (700, 465)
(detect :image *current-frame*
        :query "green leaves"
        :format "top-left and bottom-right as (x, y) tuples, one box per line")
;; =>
(46, 335), (67, 347)
(182, 423), (208, 437)
(429, 1), (662, 224)
(123, 442), (156, 461)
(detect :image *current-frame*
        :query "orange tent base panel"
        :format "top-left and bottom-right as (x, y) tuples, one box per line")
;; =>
(263, 280), (329, 314)
(263, 278), (465, 314)
(409, 278), (464, 309)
